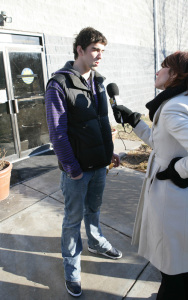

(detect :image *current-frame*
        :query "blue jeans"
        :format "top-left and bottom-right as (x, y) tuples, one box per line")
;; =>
(60, 167), (111, 282)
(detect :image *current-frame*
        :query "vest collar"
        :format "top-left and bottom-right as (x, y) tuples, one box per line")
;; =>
(59, 61), (105, 90)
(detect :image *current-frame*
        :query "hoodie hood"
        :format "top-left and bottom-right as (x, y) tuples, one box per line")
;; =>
(54, 61), (81, 77)
(53, 61), (105, 85)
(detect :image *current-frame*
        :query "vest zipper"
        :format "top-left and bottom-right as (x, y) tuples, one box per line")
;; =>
(90, 90), (102, 128)
(97, 115), (102, 128)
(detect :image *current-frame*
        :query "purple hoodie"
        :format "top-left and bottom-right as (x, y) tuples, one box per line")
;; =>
(45, 61), (99, 177)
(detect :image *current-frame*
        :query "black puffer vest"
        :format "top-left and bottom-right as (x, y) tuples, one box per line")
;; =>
(47, 63), (113, 171)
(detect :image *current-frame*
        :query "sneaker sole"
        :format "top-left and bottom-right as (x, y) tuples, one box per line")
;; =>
(88, 247), (122, 260)
(65, 282), (82, 297)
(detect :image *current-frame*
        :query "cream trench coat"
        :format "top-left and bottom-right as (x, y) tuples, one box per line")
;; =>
(132, 92), (188, 275)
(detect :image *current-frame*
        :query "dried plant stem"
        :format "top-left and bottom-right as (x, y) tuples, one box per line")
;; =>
(0, 148), (7, 171)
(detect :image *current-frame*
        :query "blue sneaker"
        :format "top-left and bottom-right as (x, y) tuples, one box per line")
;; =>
(65, 280), (82, 297)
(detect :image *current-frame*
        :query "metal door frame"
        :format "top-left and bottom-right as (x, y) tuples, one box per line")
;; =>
(0, 30), (49, 162)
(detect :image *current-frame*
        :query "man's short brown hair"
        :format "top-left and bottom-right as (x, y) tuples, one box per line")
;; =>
(73, 27), (107, 60)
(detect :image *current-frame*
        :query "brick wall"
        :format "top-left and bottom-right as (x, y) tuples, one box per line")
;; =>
(1, 0), (188, 122)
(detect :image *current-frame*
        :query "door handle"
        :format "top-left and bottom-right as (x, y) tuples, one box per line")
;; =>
(6, 101), (10, 114)
(6, 100), (19, 114)
(12, 99), (19, 113)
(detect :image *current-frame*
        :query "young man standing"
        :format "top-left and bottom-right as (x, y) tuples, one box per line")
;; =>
(45, 27), (122, 297)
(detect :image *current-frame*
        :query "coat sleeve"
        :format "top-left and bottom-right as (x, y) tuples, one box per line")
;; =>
(133, 120), (153, 148)
(162, 100), (188, 179)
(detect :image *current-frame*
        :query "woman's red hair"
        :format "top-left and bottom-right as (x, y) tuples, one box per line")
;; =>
(161, 51), (188, 89)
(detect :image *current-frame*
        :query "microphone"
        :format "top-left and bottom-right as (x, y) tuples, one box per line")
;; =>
(106, 83), (124, 126)
(106, 83), (119, 108)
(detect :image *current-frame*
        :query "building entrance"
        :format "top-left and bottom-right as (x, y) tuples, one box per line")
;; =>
(0, 32), (50, 162)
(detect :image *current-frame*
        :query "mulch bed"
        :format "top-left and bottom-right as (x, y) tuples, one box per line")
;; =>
(120, 144), (152, 173)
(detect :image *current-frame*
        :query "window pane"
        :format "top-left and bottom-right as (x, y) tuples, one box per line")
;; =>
(9, 51), (49, 151)
(0, 33), (41, 45)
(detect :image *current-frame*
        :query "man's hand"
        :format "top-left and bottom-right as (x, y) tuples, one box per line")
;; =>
(71, 173), (83, 180)
(111, 153), (120, 167)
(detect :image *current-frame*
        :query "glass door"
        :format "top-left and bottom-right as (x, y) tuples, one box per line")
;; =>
(8, 48), (49, 156)
(0, 44), (50, 161)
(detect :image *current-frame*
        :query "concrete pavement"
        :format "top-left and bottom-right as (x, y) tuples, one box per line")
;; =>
(0, 139), (161, 300)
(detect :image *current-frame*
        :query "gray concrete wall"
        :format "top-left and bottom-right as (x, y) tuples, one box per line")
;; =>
(1, 0), (188, 122)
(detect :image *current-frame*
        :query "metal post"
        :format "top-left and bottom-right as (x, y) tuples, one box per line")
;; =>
(153, 0), (160, 96)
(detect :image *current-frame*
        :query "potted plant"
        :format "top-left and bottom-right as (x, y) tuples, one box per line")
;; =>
(0, 148), (12, 201)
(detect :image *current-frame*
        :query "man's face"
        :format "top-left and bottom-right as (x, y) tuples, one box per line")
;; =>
(80, 42), (105, 71)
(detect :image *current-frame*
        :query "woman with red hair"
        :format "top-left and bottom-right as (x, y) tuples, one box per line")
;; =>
(113, 51), (188, 300)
